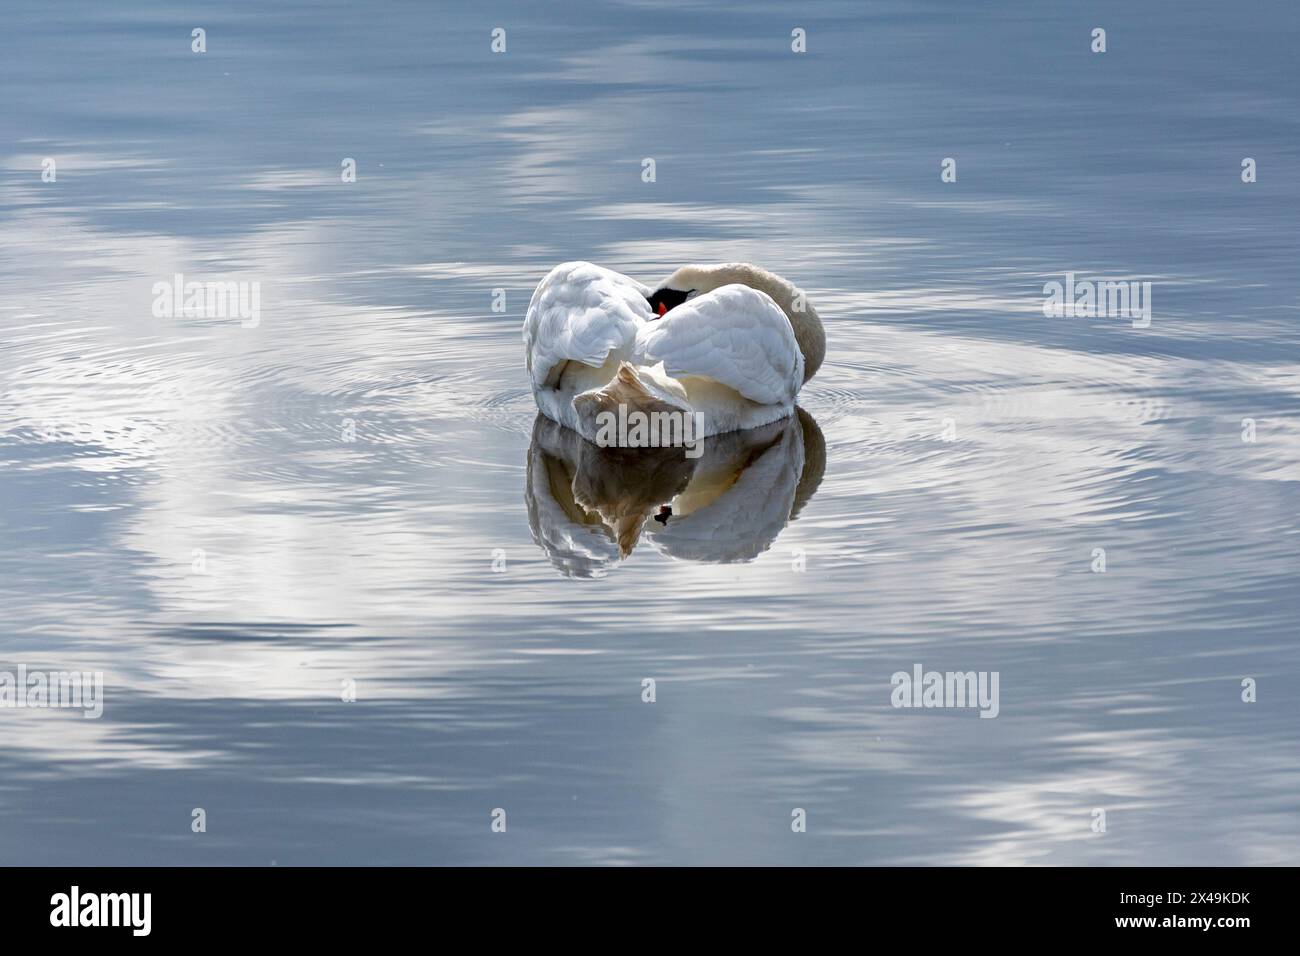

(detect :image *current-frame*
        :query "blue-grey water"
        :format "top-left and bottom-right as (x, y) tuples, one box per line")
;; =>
(2, 0), (1298, 865)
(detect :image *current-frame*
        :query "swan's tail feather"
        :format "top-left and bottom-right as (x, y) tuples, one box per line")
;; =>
(572, 361), (692, 441)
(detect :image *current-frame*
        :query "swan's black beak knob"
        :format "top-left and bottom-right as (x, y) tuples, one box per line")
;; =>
(646, 288), (688, 319)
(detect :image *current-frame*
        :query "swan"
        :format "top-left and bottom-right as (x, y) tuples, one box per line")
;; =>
(523, 262), (825, 442)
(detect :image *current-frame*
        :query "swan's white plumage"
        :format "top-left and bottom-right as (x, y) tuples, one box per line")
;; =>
(524, 261), (812, 439)
(523, 261), (650, 390)
(634, 284), (802, 406)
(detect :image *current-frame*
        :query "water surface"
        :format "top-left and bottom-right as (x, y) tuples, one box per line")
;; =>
(1, 0), (1298, 865)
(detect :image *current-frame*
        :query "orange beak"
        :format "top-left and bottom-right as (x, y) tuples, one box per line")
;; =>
(657, 301), (668, 317)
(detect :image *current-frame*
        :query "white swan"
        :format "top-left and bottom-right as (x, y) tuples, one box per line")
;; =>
(523, 262), (825, 440)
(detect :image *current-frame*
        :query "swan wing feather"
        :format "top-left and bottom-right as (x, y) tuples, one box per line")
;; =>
(524, 261), (650, 390)
(634, 284), (802, 405)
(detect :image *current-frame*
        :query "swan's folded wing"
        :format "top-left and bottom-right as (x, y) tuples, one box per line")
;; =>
(524, 261), (651, 390)
(633, 284), (803, 405)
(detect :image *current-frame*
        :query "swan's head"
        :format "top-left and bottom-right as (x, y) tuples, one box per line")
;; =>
(646, 263), (826, 383)
(646, 264), (739, 318)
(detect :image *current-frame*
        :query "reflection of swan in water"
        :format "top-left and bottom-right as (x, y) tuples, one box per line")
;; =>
(525, 408), (826, 577)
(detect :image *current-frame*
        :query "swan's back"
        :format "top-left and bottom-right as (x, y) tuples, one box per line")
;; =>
(524, 261), (649, 390)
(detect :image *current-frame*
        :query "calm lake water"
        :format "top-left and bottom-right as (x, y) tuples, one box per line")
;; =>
(2, 0), (1298, 865)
